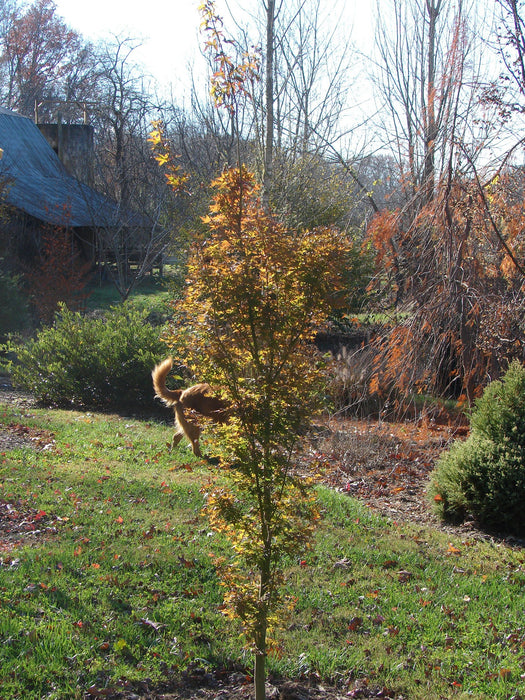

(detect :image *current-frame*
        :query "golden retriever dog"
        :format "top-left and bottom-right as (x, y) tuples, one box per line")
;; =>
(152, 357), (230, 457)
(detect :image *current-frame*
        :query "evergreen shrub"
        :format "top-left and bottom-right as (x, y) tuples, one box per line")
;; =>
(10, 303), (166, 412)
(429, 360), (525, 535)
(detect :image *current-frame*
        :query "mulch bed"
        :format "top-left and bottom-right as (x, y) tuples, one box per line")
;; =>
(311, 416), (468, 530)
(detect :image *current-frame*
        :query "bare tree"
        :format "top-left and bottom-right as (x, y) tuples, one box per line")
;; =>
(193, 0), (361, 225)
(372, 0), (495, 208)
(87, 37), (176, 299)
(258, 0), (359, 217)
(485, 0), (525, 156)
(262, 0), (275, 208)
(495, 0), (525, 105)
(91, 37), (154, 206)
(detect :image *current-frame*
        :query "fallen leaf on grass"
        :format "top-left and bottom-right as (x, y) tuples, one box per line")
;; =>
(138, 617), (166, 632)
(143, 525), (156, 539)
(168, 463), (193, 472)
(382, 559), (398, 569)
(397, 570), (413, 582)
(178, 556), (195, 568)
(348, 616), (363, 631)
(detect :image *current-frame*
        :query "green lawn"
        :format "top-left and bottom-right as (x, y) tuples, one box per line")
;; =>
(85, 275), (173, 314)
(0, 404), (524, 699)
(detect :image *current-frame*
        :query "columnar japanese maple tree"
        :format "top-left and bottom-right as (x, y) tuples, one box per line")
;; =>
(155, 7), (354, 695)
(162, 166), (352, 699)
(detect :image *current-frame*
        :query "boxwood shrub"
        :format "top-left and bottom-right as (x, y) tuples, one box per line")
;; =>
(9, 302), (167, 413)
(429, 359), (525, 535)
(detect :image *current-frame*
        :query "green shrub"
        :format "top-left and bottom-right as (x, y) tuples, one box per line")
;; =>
(429, 360), (525, 535)
(9, 302), (167, 412)
(0, 269), (30, 342)
(470, 359), (525, 447)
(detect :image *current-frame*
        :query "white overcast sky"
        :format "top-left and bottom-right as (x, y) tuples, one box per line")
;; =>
(53, 0), (204, 90)
(52, 0), (374, 96)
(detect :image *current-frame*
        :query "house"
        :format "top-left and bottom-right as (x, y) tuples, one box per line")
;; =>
(0, 106), (149, 268)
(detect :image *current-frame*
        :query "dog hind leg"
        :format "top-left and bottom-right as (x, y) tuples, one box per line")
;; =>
(173, 403), (203, 457)
(170, 432), (184, 451)
(190, 436), (202, 457)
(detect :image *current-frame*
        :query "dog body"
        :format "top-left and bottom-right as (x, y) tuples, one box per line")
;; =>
(152, 357), (229, 456)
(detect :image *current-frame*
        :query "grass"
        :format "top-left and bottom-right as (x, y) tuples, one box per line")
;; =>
(1, 404), (525, 699)
(85, 275), (173, 315)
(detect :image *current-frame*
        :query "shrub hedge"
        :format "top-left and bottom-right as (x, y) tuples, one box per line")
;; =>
(9, 303), (167, 413)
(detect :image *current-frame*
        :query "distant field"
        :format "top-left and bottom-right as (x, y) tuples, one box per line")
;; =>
(84, 274), (175, 319)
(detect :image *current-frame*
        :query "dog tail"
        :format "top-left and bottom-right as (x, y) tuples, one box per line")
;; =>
(152, 357), (182, 406)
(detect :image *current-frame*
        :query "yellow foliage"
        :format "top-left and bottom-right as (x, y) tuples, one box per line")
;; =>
(198, 0), (259, 113)
(161, 166), (352, 657)
(148, 120), (189, 193)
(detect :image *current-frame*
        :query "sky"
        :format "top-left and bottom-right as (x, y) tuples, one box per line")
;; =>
(52, 0), (374, 97)
(53, 0), (205, 91)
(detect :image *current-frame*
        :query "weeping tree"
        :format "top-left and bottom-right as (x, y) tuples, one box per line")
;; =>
(360, 0), (516, 409)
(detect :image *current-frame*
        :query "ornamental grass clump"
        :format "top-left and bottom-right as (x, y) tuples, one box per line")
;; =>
(429, 359), (525, 535)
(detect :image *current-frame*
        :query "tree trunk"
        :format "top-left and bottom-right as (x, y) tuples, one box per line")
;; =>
(254, 643), (266, 700)
(422, 0), (441, 205)
(254, 549), (272, 700)
(262, 0), (275, 210)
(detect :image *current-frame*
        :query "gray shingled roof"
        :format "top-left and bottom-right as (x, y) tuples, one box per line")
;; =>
(0, 107), (143, 228)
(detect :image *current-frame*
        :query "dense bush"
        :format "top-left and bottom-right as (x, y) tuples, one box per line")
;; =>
(429, 360), (525, 535)
(9, 303), (167, 412)
(0, 270), (30, 342)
